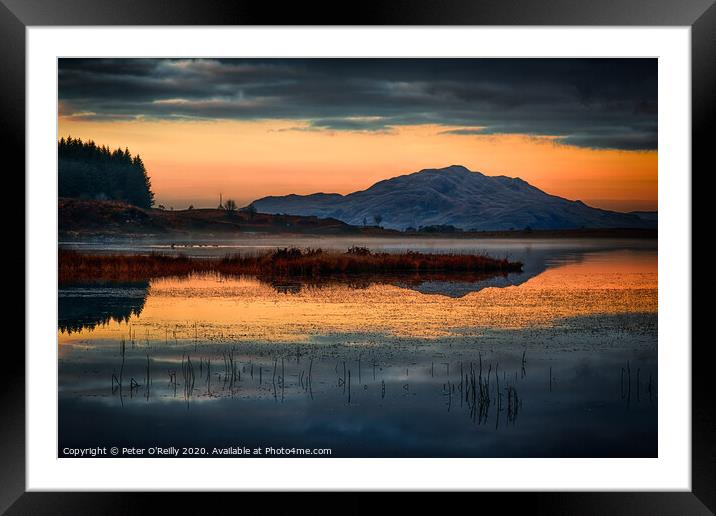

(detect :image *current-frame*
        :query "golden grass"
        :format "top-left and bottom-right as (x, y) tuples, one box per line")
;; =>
(58, 247), (522, 283)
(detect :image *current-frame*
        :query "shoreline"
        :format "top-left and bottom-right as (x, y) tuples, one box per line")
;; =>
(60, 227), (658, 242)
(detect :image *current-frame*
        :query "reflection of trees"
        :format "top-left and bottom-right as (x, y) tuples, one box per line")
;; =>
(58, 281), (149, 333)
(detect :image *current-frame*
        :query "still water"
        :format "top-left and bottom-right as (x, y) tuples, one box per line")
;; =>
(58, 238), (657, 457)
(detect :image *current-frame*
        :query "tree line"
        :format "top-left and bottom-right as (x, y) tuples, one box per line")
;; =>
(59, 137), (155, 209)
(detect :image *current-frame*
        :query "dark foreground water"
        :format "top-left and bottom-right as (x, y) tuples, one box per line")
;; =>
(58, 238), (657, 458)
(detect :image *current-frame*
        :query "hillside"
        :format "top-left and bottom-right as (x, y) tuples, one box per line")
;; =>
(251, 165), (656, 231)
(58, 198), (388, 237)
(630, 211), (658, 223)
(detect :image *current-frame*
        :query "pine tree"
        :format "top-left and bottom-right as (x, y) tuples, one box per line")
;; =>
(58, 137), (155, 208)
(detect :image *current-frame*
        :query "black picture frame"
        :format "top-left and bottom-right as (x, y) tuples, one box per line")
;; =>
(3, 0), (711, 513)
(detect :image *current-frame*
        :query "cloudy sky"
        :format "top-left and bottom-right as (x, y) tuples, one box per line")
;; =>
(58, 58), (657, 211)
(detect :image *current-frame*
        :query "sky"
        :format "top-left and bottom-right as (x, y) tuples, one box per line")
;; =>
(58, 58), (657, 212)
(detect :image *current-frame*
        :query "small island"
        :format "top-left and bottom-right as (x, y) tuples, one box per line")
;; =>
(59, 246), (523, 283)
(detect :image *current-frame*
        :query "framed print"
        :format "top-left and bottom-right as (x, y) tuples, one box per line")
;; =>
(4, 0), (712, 513)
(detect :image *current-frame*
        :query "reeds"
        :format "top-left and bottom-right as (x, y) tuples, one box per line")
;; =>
(145, 352), (151, 401)
(463, 358), (493, 424)
(221, 347), (240, 394)
(308, 358), (313, 399)
(181, 354), (196, 401)
(112, 338), (127, 406)
(620, 361), (654, 405)
(58, 248), (523, 283)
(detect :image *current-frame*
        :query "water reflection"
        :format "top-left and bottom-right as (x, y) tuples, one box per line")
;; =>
(266, 270), (518, 297)
(59, 248), (656, 344)
(59, 236), (656, 287)
(58, 328), (657, 457)
(58, 281), (149, 333)
(57, 240), (658, 457)
(56, 270), (516, 337)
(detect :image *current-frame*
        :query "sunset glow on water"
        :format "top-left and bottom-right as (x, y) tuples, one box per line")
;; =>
(58, 240), (658, 458)
(59, 249), (656, 345)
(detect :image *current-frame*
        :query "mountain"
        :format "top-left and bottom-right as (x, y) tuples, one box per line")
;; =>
(629, 211), (658, 223)
(251, 165), (656, 231)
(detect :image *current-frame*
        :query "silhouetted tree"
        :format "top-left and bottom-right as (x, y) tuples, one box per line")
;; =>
(373, 214), (383, 227)
(58, 137), (154, 208)
(225, 199), (238, 212)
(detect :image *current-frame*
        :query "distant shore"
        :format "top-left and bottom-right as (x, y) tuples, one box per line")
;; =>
(394, 227), (657, 239)
(59, 198), (657, 241)
(60, 226), (658, 241)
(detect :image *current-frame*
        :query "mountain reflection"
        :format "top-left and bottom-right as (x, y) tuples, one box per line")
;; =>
(267, 270), (521, 298)
(57, 246), (657, 341)
(56, 272), (515, 334)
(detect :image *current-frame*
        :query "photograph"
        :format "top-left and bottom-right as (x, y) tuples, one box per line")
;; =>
(56, 57), (658, 459)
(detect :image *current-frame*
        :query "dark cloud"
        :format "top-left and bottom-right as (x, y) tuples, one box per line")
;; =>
(439, 128), (487, 136)
(58, 58), (657, 151)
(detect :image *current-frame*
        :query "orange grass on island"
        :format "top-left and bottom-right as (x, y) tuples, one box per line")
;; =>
(58, 247), (523, 283)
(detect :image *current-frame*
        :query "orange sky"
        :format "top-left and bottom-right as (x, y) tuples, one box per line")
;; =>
(58, 118), (657, 212)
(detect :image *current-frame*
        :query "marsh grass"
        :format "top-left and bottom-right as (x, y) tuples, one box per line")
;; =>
(59, 247), (522, 283)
